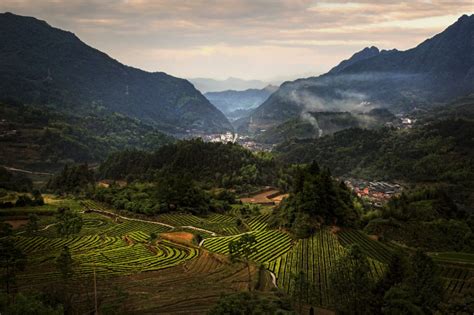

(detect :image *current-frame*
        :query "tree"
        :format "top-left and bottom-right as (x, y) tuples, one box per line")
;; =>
(26, 213), (40, 235)
(56, 246), (74, 281)
(0, 238), (26, 294)
(405, 250), (443, 313)
(290, 271), (319, 313)
(228, 234), (258, 292)
(55, 208), (83, 237)
(208, 292), (290, 315)
(0, 222), (13, 237)
(0, 292), (63, 315)
(148, 232), (158, 245)
(382, 286), (424, 315)
(329, 244), (376, 314)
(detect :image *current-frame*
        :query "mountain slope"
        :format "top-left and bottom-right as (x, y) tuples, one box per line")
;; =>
(243, 14), (474, 133)
(0, 12), (232, 134)
(204, 85), (277, 121)
(0, 101), (174, 172)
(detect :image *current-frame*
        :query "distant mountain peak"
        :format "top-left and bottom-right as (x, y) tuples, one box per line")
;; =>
(328, 46), (380, 74)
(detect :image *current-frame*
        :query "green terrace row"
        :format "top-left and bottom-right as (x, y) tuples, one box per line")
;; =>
(246, 214), (270, 231)
(16, 236), (198, 285)
(337, 229), (395, 264)
(202, 230), (292, 263)
(266, 229), (386, 307)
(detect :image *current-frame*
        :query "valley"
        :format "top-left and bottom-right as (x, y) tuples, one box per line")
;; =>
(1, 7), (473, 315)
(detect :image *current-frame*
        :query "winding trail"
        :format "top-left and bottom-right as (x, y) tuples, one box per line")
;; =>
(16, 223), (56, 235)
(1, 165), (52, 176)
(86, 208), (217, 236)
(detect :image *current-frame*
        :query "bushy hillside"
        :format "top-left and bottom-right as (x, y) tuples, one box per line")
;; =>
(276, 111), (474, 206)
(99, 139), (277, 191)
(0, 102), (173, 172)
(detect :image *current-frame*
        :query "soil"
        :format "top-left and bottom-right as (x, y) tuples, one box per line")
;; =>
(161, 232), (195, 246)
(5, 219), (29, 229)
(240, 189), (279, 205)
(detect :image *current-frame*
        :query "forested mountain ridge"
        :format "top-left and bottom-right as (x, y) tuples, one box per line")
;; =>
(0, 12), (232, 134)
(241, 14), (474, 133)
(0, 101), (173, 172)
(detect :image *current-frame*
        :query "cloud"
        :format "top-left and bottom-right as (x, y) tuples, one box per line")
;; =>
(0, 0), (472, 79)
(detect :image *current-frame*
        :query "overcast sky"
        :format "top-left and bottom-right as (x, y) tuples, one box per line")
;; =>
(1, 1), (472, 81)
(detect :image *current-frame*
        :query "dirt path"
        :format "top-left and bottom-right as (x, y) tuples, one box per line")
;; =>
(1, 165), (52, 176)
(87, 208), (218, 236)
(16, 222), (56, 235)
(181, 225), (217, 237)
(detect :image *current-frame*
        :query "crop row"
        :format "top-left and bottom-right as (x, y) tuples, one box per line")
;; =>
(266, 229), (385, 307)
(157, 213), (239, 235)
(103, 219), (172, 236)
(439, 265), (473, 296)
(246, 214), (270, 231)
(202, 230), (292, 263)
(337, 229), (394, 264)
(16, 235), (198, 284)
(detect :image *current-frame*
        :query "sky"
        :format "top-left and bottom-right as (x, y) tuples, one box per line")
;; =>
(1, 1), (472, 81)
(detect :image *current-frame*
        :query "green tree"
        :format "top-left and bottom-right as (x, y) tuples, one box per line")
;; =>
(208, 292), (289, 315)
(55, 207), (83, 237)
(405, 250), (443, 313)
(26, 213), (40, 235)
(228, 234), (258, 292)
(56, 246), (74, 281)
(329, 244), (376, 314)
(0, 222), (13, 237)
(382, 286), (424, 315)
(0, 292), (63, 315)
(290, 271), (319, 313)
(0, 238), (27, 294)
(148, 232), (158, 245)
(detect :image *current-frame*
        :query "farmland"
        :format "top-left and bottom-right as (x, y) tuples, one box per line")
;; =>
(3, 192), (474, 313)
(266, 229), (385, 306)
(202, 229), (293, 263)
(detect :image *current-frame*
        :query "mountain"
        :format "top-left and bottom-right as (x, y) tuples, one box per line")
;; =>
(242, 14), (474, 134)
(189, 77), (270, 93)
(255, 108), (396, 144)
(328, 46), (381, 74)
(0, 12), (232, 135)
(204, 85), (278, 121)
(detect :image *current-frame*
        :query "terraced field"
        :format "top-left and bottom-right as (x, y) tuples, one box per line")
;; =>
(15, 234), (198, 286)
(266, 229), (386, 307)
(337, 229), (395, 264)
(439, 265), (474, 296)
(93, 251), (271, 314)
(246, 214), (271, 231)
(8, 196), (473, 313)
(103, 219), (172, 236)
(202, 230), (293, 263)
(157, 213), (240, 235)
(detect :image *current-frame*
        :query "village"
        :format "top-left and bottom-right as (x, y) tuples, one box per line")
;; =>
(343, 178), (403, 207)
